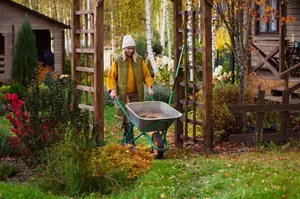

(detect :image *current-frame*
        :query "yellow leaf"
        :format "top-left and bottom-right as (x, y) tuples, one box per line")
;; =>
(160, 193), (165, 198)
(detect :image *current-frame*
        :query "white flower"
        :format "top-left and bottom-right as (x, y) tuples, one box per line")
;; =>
(162, 56), (170, 66)
(167, 60), (174, 72)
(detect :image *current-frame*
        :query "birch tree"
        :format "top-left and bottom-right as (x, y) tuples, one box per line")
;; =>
(145, 0), (157, 71)
(165, 0), (171, 59)
(160, 1), (165, 49)
(187, 0), (193, 80)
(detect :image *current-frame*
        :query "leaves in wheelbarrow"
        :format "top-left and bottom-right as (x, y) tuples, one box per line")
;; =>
(139, 112), (168, 119)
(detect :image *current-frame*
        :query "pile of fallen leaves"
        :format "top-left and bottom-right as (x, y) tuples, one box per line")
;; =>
(90, 144), (153, 179)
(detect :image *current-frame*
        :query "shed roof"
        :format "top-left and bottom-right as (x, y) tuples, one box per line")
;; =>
(2, 0), (70, 29)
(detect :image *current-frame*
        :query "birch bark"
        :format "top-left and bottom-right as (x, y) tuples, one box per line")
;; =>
(165, 0), (171, 59)
(145, 0), (157, 71)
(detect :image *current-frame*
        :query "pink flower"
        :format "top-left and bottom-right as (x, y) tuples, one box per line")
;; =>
(5, 93), (12, 101)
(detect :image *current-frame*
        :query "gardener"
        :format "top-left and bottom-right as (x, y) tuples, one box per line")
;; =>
(107, 34), (154, 145)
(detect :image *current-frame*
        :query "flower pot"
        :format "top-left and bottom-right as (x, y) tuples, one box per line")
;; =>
(248, 125), (277, 134)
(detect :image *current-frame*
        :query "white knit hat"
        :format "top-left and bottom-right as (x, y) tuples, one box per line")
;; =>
(122, 35), (136, 49)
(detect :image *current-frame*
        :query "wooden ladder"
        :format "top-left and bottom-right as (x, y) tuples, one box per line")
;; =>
(71, 0), (104, 141)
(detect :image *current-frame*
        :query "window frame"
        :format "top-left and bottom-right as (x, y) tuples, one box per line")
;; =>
(256, 0), (280, 35)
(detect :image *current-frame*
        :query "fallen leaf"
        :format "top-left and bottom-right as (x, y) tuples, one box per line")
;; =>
(160, 193), (165, 198)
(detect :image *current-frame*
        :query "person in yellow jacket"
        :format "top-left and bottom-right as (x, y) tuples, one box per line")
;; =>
(107, 35), (153, 144)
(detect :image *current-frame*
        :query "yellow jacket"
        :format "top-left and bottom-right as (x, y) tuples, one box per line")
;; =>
(107, 59), (153, 94)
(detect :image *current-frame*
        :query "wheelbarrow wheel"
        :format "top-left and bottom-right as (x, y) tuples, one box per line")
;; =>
(151, 132), (164, 159)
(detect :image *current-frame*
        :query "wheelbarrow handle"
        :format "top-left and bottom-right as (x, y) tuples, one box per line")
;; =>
(150, 94), (154, 101)
(114, 97), (134, 125)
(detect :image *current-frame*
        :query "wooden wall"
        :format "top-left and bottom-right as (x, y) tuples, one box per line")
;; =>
(250, 1), (300, 72)
(0, 0), (64, 82)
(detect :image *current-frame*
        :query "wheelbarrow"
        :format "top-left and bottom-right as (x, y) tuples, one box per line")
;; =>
(114, 97), (182, 159)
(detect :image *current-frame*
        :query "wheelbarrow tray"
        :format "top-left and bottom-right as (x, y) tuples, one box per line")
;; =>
(125, 101), (182, 132)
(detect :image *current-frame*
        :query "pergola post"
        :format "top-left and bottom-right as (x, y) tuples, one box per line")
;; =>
(202, 0), (213, 153)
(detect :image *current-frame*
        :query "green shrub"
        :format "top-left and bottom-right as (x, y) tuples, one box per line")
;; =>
(36, 111), (103, 195)
(8, 83), (25, 99)
(5, 76), (89, 160)
(0, 127), (13, 158)
(135, 35), (147, 59)
(0, 162), (21, 180)
(0, 85), (10, 114)
(65, 56), (72, 75)
(189, 83), (254, 141)
(144, 83), (172, 103)
(11, 16), (37, 87)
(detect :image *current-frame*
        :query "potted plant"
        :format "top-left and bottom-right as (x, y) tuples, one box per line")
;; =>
(247, 113), (277, 134)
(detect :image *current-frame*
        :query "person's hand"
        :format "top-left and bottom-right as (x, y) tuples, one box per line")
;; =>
(110, 89), (117, 99)
(147, 86), (153, 96)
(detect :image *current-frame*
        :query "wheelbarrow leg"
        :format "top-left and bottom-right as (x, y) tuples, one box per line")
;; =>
(123, 123), (135, 146)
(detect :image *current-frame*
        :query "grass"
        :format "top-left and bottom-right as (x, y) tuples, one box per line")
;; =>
(1, 151), (300, 198)
(103, 151), (300, 199)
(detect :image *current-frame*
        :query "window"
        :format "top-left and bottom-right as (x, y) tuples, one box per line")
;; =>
(258, 0), (279, 34)
(0, 33), (4, 56)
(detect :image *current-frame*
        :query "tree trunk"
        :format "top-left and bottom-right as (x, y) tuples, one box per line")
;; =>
(198, 0), (202, 44)
(160, 0), (165, 49)
(187, 0), (193, 80)
(165, 0), (171, 59)
(145, 0), (157, 71)
(212, 12), (216, 70)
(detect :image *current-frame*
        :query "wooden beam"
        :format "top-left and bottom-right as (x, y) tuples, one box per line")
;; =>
(202, 0), (213, 153)
(279, 0), (287, 74)
(179, 117), (203, 126)
(179, 100), (203, 108)
(256, 90), (265, 145)
(174, 0), (184, 147)
(76, 66), (95, 73)
(77, 85), (95, 92)
(279, 62), (300, 77)
(78, 104), (94, 111)
(253, 46), (279, 71)
(93, 0), (104, 141)
(179, 81), (202, 90)
(250, 45), (280, 77)
(75, 9), (94, 15)
(280, 91), (290, 134)
(290, 82), (300, 92)
(229, 104), (300, 113)
(76, 29), (95, 34)
(71, 0), (81, 84)
(75, 48), (94, 53)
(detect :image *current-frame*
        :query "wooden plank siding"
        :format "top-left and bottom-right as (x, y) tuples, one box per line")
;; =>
(0, 0), (67, 82)
(250, 1), (300, 73)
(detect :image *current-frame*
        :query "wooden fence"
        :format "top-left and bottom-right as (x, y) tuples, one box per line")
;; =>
(229, 88), (300, 144)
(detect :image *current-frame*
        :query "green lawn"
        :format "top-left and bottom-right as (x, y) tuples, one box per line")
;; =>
(1, 151), (300, 199)
(102, 151), (300, 199)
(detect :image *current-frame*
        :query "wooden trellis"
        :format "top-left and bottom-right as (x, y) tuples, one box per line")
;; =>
(173, 0), (213, 153)
(71, 0), (104, 141)
(71, 0), (213, 152)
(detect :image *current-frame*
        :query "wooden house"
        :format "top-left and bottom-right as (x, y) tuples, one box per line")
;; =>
(249, 0), (300, 98)
(0, 0), (69, 82)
